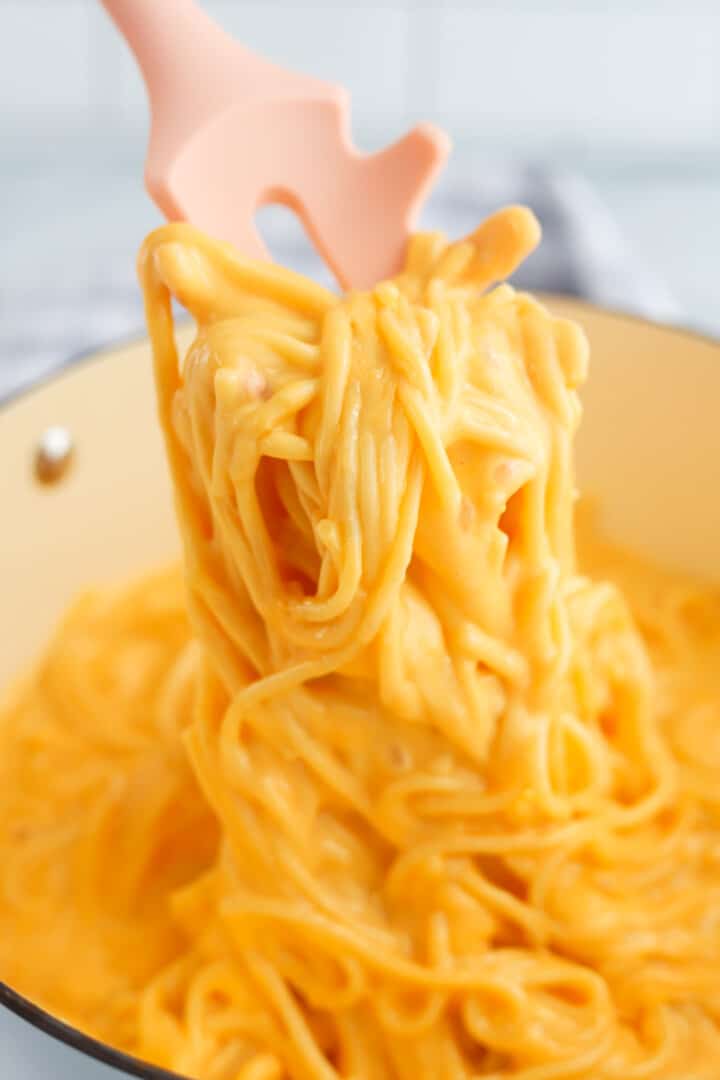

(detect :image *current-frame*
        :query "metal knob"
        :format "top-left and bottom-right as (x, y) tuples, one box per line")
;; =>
(34, 426), (75, 486)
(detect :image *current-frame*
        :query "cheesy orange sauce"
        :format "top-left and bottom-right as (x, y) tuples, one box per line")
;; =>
(1, 209), (719, 1079)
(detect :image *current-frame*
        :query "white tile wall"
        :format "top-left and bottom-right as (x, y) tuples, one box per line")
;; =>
(211, 3), (411, 145)
(432, 9), (720, 150)
(1, 0), (719, 156)
(0, 1), (92, 110)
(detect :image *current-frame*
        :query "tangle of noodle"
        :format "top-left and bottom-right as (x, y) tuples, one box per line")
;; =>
(1, 207), (720, 1079)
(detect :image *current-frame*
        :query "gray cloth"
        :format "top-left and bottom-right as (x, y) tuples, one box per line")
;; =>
(0, 165), (678, 402)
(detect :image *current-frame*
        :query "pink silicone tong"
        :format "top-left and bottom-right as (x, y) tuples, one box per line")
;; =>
(100, 0), (450, 288)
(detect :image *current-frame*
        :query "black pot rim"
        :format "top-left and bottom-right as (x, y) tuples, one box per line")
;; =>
(0, 982), (184, 1079)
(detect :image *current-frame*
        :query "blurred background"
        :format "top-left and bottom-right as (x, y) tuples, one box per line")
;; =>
(1, 0), (719, 396)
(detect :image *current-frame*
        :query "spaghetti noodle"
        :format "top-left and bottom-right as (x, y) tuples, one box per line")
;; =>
(1, 207), (719, 1078)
